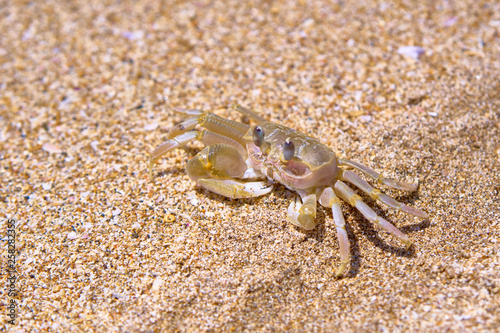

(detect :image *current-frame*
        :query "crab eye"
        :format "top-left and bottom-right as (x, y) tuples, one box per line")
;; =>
(253, 126), (265, 147)
(283, 138), (295, 161)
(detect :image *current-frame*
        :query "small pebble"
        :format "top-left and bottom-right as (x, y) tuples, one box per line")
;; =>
(165, 214), (176, 223)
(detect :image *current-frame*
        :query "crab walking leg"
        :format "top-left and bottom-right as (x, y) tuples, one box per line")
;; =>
(167, 116), (200, 138)
(149, 109), (253, 178)
(149, 131), (198, 177)
(169, 108), (250, 145)
(149, 128), (247, 177)
(340, 170), (428, 218)
(196, 130), (248, 158)
(338, 158), (418, 192)
(319, 187), (350, 277)
(233, 105), (267, 123)
(187, 144), (273, 199)
(334, 181), (412, 249)
(287, 193), (317, 230)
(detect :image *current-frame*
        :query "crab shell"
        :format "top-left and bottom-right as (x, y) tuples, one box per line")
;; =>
(244, 122), (339, 190)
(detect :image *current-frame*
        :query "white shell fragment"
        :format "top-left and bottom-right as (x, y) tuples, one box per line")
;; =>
(67, 231), (78, 240)
(122, 30), (144, 41)
(152, 278), (164, 291)
(397, 46), (425, 60)
(144, 122), (159, 131)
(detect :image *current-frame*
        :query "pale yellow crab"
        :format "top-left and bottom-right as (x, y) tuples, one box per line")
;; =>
(149, 105), (428, 276)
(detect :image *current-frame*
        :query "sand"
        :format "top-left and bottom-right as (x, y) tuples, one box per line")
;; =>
(1, 0), (499, 331)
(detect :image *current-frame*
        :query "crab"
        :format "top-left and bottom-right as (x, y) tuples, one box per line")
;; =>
(149, 105), (428, 276)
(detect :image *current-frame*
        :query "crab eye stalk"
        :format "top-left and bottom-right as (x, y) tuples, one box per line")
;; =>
(253, 126), (265, 147)
(283, 138), (295, 161)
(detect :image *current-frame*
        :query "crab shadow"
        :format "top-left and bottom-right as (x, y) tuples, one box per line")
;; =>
(193, 183), (429, 278)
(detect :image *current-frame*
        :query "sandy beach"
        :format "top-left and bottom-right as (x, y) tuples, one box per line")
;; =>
(1, 0), (499, 331)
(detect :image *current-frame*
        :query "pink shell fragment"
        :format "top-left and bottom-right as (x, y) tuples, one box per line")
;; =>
(444, 16), (458, 27)
(42, 143), (62, 153)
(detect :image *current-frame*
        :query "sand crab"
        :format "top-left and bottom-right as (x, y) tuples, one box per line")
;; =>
(149, 105), (428, 276)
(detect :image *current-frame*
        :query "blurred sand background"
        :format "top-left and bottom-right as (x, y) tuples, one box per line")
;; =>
(1, 0), (499, 331)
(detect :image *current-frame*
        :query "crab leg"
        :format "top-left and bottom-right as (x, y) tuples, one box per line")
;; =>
(338, 158), (418, 192)
(149, 129), (246, 177)
(233, 105), (267, 123)
(149, 109), (251, 177)
(319, 187), (350, 277)
(287, 192), (317, 230)
(340, 170), (428, 218)
(149, 131), (198, 176)
(196, 130), (248, 157)
(170, 109), (249, 143)
(334, 181), (412, 248)
(187, 144), (273, 199)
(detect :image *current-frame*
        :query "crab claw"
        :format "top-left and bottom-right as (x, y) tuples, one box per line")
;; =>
(286, 194), (317, 230)
(197, 179), (273, 199)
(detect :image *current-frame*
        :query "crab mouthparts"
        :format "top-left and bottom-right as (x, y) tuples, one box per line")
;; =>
(282, 159), (311, 177)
